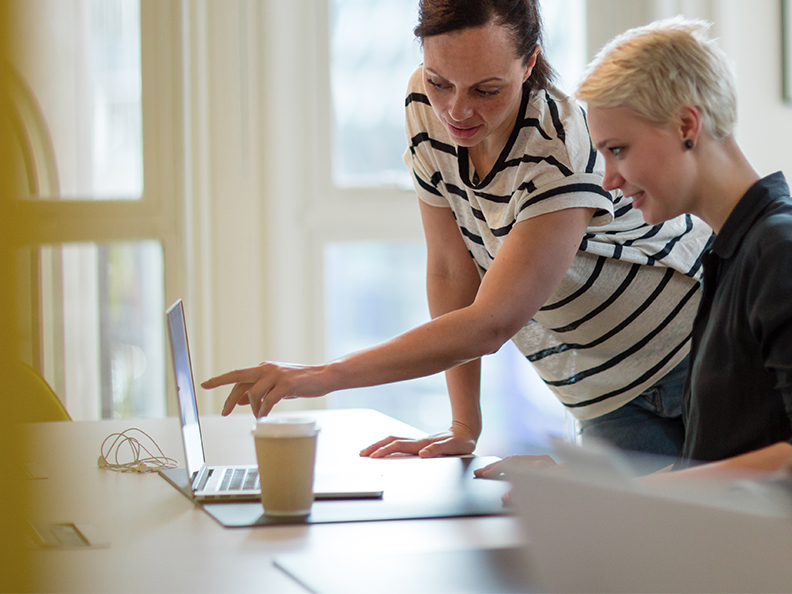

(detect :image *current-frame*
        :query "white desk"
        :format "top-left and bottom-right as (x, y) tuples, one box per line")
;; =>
(25, 409), (525, 593)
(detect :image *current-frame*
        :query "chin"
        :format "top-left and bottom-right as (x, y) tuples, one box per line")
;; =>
(640, 208), (678, 225)
(450, 134), (482, 148)
(639, 211), (660, 225)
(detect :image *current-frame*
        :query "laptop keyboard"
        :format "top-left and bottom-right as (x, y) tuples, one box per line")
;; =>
(218, 467), (259, 492)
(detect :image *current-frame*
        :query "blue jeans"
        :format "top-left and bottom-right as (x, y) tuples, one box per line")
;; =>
(578, 357), (688, 459)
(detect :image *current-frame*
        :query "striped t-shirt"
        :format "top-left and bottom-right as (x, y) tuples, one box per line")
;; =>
(403, 67), (712, 420)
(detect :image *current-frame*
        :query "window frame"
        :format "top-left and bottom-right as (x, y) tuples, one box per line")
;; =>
(13, 0), (185, 415)
(259, 0), (425, 380)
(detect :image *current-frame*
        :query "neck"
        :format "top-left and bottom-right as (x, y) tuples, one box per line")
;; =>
(693, 136), (760, 233)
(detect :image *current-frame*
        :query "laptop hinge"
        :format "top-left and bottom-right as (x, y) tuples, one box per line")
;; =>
(192, 466), (212, 493)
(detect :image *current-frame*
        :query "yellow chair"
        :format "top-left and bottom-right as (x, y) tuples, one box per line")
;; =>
(12, 361), (71, 422)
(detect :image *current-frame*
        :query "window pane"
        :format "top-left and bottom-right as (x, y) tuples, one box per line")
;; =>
(330, 0), (421, 188)
(325, 242), (568, 456)
(11, 0), (143, 200)
(542, 0), (588, 94)
(325, 242), (448, 428)
(330, 0), (587, 189)
(40, 240), (165, 420)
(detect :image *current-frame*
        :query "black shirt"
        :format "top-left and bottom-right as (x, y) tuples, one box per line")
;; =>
(681, 172), (792, 463)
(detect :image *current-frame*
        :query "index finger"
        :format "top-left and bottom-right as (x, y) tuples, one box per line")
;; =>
(201, 368), (260, 389)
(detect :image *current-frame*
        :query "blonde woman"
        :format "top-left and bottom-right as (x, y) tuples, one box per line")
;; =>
(575, 18), (792, 474)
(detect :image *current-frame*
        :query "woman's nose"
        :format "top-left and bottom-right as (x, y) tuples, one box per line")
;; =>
(601, 163), (624, 192)
(448, 93), (472, 121)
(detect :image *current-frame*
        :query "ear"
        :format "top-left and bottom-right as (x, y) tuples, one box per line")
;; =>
(677, 105), (702, 146)
(523, 45), (541, 83)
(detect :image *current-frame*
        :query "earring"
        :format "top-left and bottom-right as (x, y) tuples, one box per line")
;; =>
(684, 139), (695, 150)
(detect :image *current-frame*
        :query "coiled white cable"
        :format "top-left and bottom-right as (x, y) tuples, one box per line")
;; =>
(98, 428), (179, 473)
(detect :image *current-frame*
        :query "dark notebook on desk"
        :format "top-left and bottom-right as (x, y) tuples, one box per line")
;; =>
(162, 299), (383, 503)
(198, 454), (510, 527)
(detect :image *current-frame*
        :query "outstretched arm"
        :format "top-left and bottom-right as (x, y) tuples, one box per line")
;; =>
(202, 204), (594, 419)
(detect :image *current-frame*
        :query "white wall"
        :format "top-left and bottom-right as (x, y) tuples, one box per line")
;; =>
(587, 0), (792, 176)
(181, 1), (270, 414)
(718, 0), (792, 176)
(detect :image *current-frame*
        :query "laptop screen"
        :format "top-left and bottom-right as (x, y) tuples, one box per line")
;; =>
(166, 300), (206, 478)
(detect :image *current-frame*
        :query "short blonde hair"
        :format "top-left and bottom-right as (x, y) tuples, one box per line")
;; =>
(577, 17), (737, 140)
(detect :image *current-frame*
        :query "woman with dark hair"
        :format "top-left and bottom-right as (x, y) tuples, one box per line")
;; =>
(204, 0), (711, 465)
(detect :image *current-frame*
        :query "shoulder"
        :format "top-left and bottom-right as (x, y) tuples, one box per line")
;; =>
(404, 66), (439, 137)
(736, 196), (792, 305)
(742, 179), (792, 248)
(751, 198), (792, 259)
(405, 66), (427, 104)
(404, 66), (454, 164)
(517, 85), (598, 174)
(525, 86), (590, 140)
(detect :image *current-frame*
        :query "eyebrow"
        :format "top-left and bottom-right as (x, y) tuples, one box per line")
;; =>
(594, 138), (615, 151)
(423, 68), (504, 86)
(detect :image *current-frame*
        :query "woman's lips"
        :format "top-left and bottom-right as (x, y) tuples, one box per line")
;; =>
(631, 191), (646, 209)
(447, 122), (482, 140)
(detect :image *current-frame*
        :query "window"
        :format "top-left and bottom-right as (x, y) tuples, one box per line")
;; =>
(14, 0), (143, 200)
(9, 0), (181, 420)
(330, 0), (422, 188)
(39, 241), (165, 419)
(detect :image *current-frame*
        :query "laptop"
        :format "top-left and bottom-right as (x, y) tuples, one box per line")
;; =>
(165, 299), (383, 503)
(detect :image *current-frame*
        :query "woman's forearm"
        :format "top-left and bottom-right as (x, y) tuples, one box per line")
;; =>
(644, 442), (792, 484)
(445, 359), (483, 439)
(323, 301), (511, 393)
(682, 442), (792, 476)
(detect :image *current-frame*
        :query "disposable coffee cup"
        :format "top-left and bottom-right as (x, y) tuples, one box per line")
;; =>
(252, 418), (319, 516)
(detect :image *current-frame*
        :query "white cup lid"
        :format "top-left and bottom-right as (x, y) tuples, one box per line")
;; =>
(251, 417), (318, 438)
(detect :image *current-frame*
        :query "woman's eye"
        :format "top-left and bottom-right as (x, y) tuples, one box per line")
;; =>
(609, 146), (623, 157)
(476, 88), (500, 97)
(426, 78), (448, 91)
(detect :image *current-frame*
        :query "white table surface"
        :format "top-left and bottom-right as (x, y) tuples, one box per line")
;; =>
(25, 409), (525, 593)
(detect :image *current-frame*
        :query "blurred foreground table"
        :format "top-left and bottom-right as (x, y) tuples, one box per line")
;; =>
(25, 408), (526, 593)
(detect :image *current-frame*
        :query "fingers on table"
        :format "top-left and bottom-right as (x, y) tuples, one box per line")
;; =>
(359, 436), (426, 458)
(418, 436), (475, 458)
